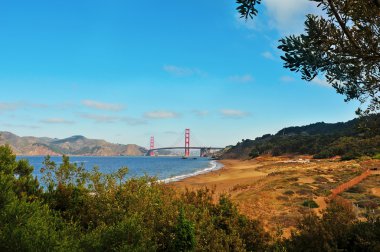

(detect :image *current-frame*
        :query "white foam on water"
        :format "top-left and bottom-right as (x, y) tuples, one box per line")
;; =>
(159, 160), (223, 183)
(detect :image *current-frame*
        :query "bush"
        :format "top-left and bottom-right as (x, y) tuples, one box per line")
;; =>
(277, 196), (289, 201)
(173, 208), (195, 252)
(283, 190), (295, 196)
(357, 200), (378, 209)
(302, 200), (319, 208)
(0, 199), (78, 251)
(249, 149), (260, 158)
(313, 150), (335, 159)
(341, 151), (360, 160)
(346, 185), (365, 194)
(314, 176), (329, 183)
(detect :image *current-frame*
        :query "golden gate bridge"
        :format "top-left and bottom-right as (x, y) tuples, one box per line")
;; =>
(146, 128), (224, 157)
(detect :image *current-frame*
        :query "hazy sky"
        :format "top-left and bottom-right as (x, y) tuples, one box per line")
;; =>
(0, 0), (359, 148)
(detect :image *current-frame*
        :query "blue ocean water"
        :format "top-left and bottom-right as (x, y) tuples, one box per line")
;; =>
(16, 156), (222, 183)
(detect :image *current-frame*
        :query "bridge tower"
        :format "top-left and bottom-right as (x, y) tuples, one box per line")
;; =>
(149, 136), (155, 156)
(185, 129), (190, 157)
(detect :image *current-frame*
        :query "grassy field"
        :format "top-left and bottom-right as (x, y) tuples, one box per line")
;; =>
(173, 156), (380, 236)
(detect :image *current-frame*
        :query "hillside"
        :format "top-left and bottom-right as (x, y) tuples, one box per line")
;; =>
(222, 114), (380, 160)
(0, 132), (147, 156)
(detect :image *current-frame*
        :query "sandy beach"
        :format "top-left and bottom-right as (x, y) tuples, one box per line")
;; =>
(172, 159), (269, 194)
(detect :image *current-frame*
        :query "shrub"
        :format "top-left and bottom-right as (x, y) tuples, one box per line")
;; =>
(357, 200), (378, 209)
(297, 189), (313, 196)
(249, 150), (260, 158)
(173, 208), (195, 252)
(314, 176), (329, 183)
(346, 185), (365, 194)
(283, 190), (295, 196)
(277, 196), (289, 201)
(314, 150), (335, 159)
(341, 151), (360, 161)
(302, 200), (319, 208)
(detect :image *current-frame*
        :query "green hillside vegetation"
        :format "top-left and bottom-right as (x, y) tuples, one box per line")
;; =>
(222, 114), (380, 160)
(0, 144), (379, 251)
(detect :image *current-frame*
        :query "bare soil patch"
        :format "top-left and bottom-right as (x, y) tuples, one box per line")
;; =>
(372, 188), (380, 197)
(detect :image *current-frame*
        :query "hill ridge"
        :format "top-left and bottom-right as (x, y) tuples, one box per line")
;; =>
(0, 131), (147, 156)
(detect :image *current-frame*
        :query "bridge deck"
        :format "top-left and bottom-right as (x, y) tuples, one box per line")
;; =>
(149, 147), (223, 151)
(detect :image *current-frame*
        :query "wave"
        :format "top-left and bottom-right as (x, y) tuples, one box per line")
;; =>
(53, 161), (89, 164)
(159, 160), (223, 184)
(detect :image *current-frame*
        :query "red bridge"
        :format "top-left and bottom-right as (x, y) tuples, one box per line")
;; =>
(147, 129), (224, 157)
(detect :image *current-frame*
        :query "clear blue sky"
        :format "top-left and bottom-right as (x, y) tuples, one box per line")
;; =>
(0, 0), (359, 148)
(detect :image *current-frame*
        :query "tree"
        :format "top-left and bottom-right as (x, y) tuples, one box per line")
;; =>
(0, 145), (77, 251)
(237, 0), (380, 115)
(173, 207), (195, 252)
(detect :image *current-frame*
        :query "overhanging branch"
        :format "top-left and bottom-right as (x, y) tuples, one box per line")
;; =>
(326, 0), (361, 50)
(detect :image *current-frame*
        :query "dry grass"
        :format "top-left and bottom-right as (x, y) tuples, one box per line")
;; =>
(172, 157), (380, 235)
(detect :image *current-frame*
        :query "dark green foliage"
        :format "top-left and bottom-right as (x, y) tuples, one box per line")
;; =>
(286, 201), (380, 251)
(302, 200), (319, 208)
(0, 144), (17, 175)
(284, 190), (295, 196)
(276, 120), (357, 136)
(346, 185), (365, 194)
(173, 207), (195, 252)
(0, 199), (78, 252)
(0, 145), (77, 251)
(236, 0), (261, 19)
(347, 218), (380, 251)
(223, 115), (380, 160)
(0, 145), (42, 201)
(80, 215), (156, 252)
(277, 0), (380, 115)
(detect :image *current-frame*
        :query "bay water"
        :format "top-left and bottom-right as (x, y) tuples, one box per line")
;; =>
(16, 156), (222, 183)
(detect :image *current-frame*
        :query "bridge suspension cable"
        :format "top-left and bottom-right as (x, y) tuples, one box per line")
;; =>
(170, 130), (185, 147)
(191, 131), (205, 147)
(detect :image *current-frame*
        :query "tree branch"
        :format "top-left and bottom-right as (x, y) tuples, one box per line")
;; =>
(326, 0), (361, 50)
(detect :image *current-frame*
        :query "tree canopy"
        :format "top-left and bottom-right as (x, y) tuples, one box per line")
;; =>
(237, 0), (380, 115)
(222, 114), (380, 160)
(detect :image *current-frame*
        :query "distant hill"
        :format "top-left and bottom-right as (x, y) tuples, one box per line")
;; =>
(0, 132), (147, 156)
(222, 114), (380, 160)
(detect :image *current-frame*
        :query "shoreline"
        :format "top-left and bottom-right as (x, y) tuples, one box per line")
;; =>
(160, 160), (224, 183)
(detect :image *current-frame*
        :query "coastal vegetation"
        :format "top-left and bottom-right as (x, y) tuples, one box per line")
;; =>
(1, 144), (379, 251)
(222, 114), (380, 160)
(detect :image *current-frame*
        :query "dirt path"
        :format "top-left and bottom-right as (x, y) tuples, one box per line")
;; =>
(315, 169), (376, 214)
(330, 170), (372, 199)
